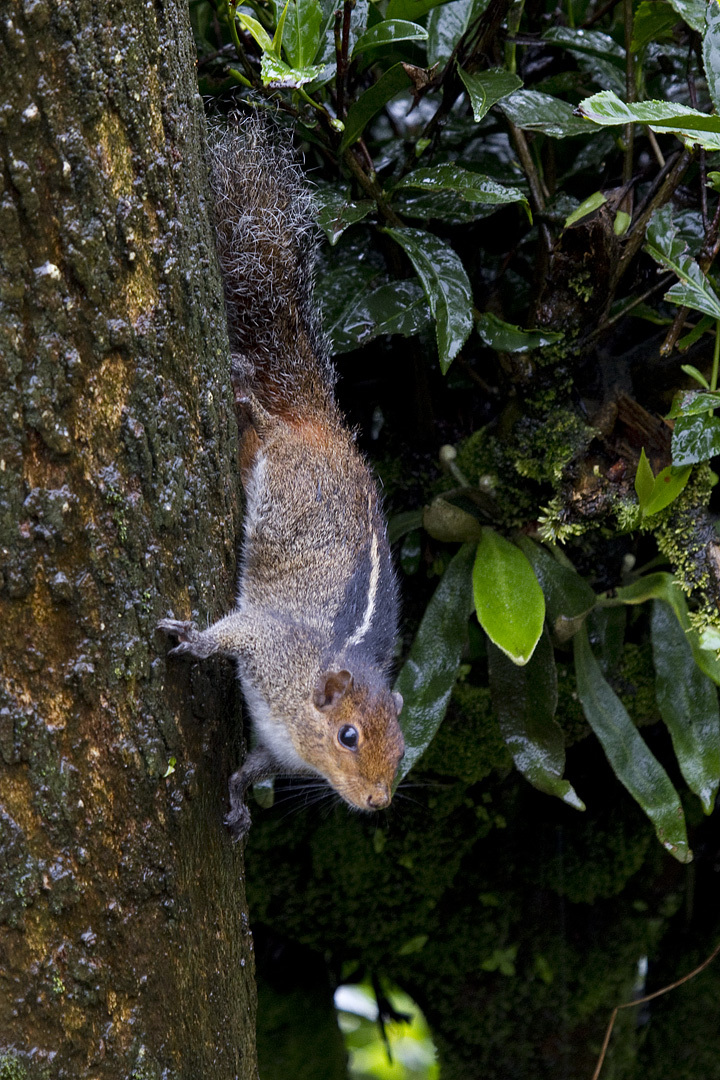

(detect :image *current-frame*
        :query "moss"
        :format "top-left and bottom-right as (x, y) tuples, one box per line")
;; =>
(653, 463), (720, 635)
(513, 410), (591, 485)
(422, 683), (511, 783)
(0, 1054), (27, 1080)
(616, 642), (658, 726)
(454, 427), (538, 528)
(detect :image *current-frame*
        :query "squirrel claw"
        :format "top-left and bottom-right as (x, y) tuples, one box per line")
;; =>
(224, 802), (252, 843)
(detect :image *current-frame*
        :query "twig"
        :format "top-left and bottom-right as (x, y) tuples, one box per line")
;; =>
(611, 148), (693, 292)
(581, 0), (622, 28)
(660, 304), (690, 356)
(622, 0), (635, 184)
(342, 149), (403, 226)
(591, 940), (720, 1080)
(592, 272), (674, 337)
(507, 120), (553, 256)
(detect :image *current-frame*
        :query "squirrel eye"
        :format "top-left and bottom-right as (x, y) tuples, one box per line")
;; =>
(338, 724), (359, 750)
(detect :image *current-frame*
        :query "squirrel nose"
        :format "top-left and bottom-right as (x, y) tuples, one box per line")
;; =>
(367, 785), (391, 809)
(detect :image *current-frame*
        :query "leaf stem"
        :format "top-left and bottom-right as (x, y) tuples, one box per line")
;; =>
(712, 320), (720, 394)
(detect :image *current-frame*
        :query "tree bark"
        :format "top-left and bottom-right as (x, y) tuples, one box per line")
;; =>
(0, 1), (258, 1077)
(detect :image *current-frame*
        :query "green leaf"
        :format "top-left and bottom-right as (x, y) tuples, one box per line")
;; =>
(476, 312), (563, 352)
(427, 0), (490, 65)
(577, 90), (720, 151)
(573, 624), (692, 863)
(388, 509), (424, 546)
(394, 543), (476, 781)
(604, 572), (720, 688)
(677, 316), (715, 352)
(634, 448), (692, 515)
(394, 165), (531, 220)
(489, 630), (585, 809)
(340, 63), (413, 150)
(282, 0), (325, 68)
(386, 0), (451, 17)
(643, 464), (692, 515)
(542, 26), (625, 63)
(645, 206), (720, 321)
(500, 90), (598, 137)
(353, 19), (428, 53)
(634, 448), (655, 508)
(666, 0), (707, 33)
(457, 67), (523, 122)
(473, 529), (545, 665)
(672, 413), (720, 466)
(260, 53), (326, 86)
(563, 190), (607, 228)
(236, 11), (276, 54)
(651, 600), (720, 814)
(704, 2), (720, 113)
(516, 537), (596, 642)
(680, 363), (711, 388)
(315, 189), (374, 245)
(383, 227), (473, 370)
(666, 391), (720, 418)
(326, 277), (430, 353)
(632, 1), (681, 51)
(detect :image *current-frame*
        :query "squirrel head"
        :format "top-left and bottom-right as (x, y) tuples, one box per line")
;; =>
(302, 670), (405, 811)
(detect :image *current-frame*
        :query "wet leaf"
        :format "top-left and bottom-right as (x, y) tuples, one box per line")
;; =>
(281, 0), (325, 68)
(384, 227), (473, 370)
(353, 19), (428, 54)
(388, 509), (424, 546)
(542, 25), (625, 62)
(607, 572), (720, 687)
(427, 0), (490, 64)
(651, 600), (720, 813)
(516, 537), (596, 642)
(340, 63), (412, 149)
(458, 67), (522, 123)
(489, 629), (585, 809)
(578, 90), (720, 151)
(386, 0), (450, 18)
(666, 390), (720, 418)
(315, 190), (374, 245)
(645, 205), (720, 321)
(394, 544), (476, 781)
(671, 413), (720, 466)
(260, 53), (326, 87)
(666, 0), (707, 33)
(703, 1), (720, 110)
(573, 624), (692, 863)
(328, 277), (430, 353)
(476, 312), (563, 352)
(395, 165), (530, 220)
(473, 529), (545, 665)
(500, 90), (597, 137)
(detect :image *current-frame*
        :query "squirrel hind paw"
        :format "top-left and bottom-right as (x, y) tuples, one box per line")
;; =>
(157, 619), (216, 660)
(224, 803), (252, 843)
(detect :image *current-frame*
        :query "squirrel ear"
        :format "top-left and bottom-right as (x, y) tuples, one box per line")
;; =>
(313, 670), (353, 710)
(392, 691), (404, 715)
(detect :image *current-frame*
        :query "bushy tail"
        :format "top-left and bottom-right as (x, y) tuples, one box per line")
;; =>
(206, 117), (336, 419)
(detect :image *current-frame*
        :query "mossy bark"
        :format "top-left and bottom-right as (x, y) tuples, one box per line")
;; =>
(0, 1), (257, 1077)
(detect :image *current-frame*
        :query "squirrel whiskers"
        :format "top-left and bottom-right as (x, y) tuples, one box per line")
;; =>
(159, 119), (404, 840)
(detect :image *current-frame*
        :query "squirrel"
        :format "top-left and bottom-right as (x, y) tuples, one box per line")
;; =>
(159, 119), (405, 841)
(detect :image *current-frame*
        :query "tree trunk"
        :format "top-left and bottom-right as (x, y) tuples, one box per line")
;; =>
(0, 1), (258, 1077)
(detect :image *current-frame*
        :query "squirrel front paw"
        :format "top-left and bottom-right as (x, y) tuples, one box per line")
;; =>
(157, 618), (217, 659)
(224, 801), (252, 843)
